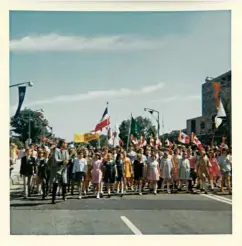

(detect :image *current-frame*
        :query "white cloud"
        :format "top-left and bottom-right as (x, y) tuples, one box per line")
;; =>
(151, 94), (200, 103)
(10, 82), (165, 109)
(10, 34), (165, 52)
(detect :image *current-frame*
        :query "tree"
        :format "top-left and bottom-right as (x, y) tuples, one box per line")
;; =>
(119, 116), (157, 147)
(10, 108), (50, 144)
(10, 137), (24, 149)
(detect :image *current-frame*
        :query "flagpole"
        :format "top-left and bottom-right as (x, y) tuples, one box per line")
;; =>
(126, 113), (132, 151)
(106, 102), (109, 147)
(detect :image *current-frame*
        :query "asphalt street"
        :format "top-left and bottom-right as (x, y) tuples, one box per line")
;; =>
(10, 185), (232, 235)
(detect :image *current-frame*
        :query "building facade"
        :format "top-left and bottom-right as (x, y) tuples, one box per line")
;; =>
(186, 116), (212, 136)
(202, 70), (231, 117)
(186, 70), (231, 145)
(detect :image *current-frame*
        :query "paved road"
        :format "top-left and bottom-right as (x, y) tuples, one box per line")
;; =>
(10, 186), (232, 235)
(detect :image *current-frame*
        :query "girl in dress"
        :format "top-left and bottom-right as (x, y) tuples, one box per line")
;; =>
(123, 151), (132, 192)
(147, 154), (160, 195)
(84, 153), (93, 195)
(133, 154), (145, 195)
(103, 153), (116, 198)
(38, 150), (50, 199)
(208, 151), (220, 190)
(115, 153), (125, 196)
(197, 151), (210, 193)
(172, 149), (182, 191)
(91, 153), (103, 199)
(35, 150), (45, 195)
(160, 152), (173, 194)
(179, 152), (191, 193)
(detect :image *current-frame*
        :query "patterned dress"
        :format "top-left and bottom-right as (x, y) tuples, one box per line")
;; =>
(160, 158), (173, 179)
(147, 160), (159, 181)
(91, 160), (103, 184)
(172, 155), (182, 181)
(179, 159), (191, 180)
(209, 157), (219, 177)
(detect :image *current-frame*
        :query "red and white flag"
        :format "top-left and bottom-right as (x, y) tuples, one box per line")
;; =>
(94, 106), (111, 132)
(191, 132), (203, 150)
(165, 139), (173, 148)
(220, 137), (228, 149)
(131, 135), (139, 146)
(178, 131), (190, 144)
(150, 136), (155, 147)
(139, 136), (147, 147)
(155, 136), (162, 147)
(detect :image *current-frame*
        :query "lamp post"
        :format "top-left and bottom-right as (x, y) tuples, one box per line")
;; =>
(144, 108), (160, 137)
(28, 108), (44, 146)
(9, 81), (34, 88)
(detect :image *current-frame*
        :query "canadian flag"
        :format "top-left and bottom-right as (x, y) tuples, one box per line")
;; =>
(220, 137), (228, 150)
(150, 136), (155, 147)
(191, 132), (203, 150)
(155, 136), (162, 147)
(165, 139), (173, 148)
(139, 136), (147, 147)
(131, 135), (139, 145)
(178, 131), (190, 144)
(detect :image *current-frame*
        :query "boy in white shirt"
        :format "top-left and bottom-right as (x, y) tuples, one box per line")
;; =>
(72, 152), (87, 199)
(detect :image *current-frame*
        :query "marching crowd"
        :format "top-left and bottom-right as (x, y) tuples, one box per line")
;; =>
(10, 139), (232, 204)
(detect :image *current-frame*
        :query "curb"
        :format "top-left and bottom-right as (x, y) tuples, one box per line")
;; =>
(10, 175), (23, 186)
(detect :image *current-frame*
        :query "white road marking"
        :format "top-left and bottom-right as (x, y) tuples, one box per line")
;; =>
(201, 194), (232, 205)
(208, 194), (232, 202)
(120, 216), (143, 235)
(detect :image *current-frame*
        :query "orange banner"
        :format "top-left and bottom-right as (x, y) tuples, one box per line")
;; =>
(212, 82), (221, 108)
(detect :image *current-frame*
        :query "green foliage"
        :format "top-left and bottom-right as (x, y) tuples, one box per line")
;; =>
(9, 137), (24, 149)
(10, 108), (50, 144)
(119, 116), (157, 147)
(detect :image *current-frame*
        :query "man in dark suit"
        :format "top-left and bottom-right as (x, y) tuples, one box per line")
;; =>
(20, 148), (36, 199)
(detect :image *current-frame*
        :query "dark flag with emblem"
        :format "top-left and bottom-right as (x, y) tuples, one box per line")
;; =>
(14, 86), (26, 118)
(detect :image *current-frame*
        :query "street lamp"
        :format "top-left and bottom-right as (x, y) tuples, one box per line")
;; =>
(9, 81), (34, 88)
(144, 108), (160, 137)
(28, 108), (44, 145)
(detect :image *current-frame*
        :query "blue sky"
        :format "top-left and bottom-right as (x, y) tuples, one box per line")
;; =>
(9, 11), (231, 141)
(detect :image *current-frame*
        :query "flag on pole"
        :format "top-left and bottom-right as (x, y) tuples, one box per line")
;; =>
(178, 131), (190, 144)
(14, 86), (27, 118)
(155, 136), (162, 148)
(139, 136), (147, 147)
(130, 116), (141, 138)
(150, 136), (155, 147)
(212, 82), (221, 108)
(131, 135), (139, 146)
(191, 132), (203, 150)
(217, 99), (226, 118)
(165, 139), (173, 148)
(220, 137), (228, 149)
(215, 116), (223, 129)
(94, 105), (111, 132)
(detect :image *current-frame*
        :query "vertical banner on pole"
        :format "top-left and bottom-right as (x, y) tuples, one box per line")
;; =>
(14, 86), (26, 118)
(212, 82), (221, 109)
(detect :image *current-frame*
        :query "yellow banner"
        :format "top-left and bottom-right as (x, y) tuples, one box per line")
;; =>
(73, 134), (85, 143)
(84, 133), (99, 142)
(73, 133), (99, 143)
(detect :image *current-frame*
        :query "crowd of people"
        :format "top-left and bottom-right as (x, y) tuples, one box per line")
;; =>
(10, 139), (232, 204)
